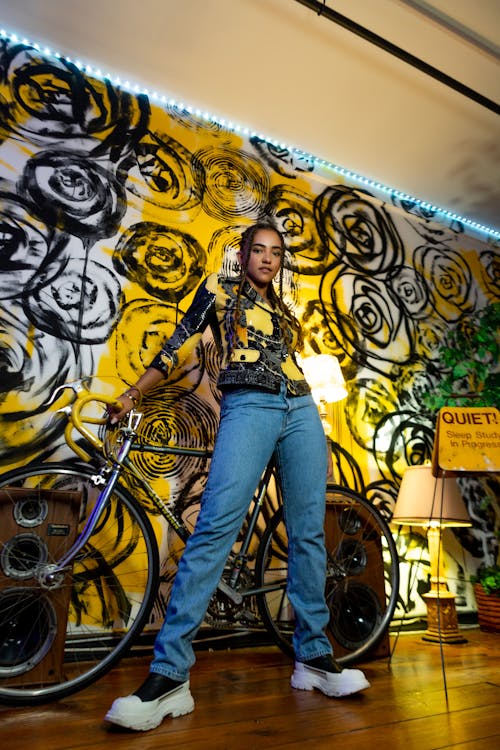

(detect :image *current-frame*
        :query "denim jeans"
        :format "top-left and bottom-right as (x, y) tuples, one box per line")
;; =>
(150, 383), (332, 681)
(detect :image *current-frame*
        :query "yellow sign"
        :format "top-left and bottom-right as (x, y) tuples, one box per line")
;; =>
(432, 406), (500, 475)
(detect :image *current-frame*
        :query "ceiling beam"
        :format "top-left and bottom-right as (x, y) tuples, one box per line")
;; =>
(293, 0), (500, 115)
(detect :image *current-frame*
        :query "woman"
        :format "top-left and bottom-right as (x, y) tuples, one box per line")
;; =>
(105, 222), (370, 731)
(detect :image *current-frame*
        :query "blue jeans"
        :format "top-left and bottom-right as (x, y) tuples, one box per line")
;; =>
(150, 383), (332, 681)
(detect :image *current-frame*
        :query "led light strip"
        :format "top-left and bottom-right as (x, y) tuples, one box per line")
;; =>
(2, 27), (499, 240)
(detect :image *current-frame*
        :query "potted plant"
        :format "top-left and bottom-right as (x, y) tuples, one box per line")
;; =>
(471, 564), (500, 632)
(422, 301), (500, 631)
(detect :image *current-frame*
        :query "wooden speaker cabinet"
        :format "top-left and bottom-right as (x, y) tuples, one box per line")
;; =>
(0, 487), (81, 686)
(324, 488), (390, 661)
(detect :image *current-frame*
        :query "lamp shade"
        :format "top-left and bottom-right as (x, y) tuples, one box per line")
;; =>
(392, 465), (471, 527)
(300, 354), (348, 404)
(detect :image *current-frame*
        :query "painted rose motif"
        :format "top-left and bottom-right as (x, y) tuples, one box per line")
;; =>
(372, 410), (435, 483)
(24, 256), (122, 343)
(0, 303), (90, 464)
(20, 151), (127, 239)
(111, 298), (203, 390)
(323, 268), (413, 367)
(192, 146), (269, 221)
(315, 184), (404, 273)
(0, 45), (148, 152)
(479, 249), (500, 299)
(250, 136), (315, 178)
(123, 131), (202, 218)
(0, 186), (69, 298)
(265, 184), (330, 274)
(388, 265), (429, 318)
(414, 244), (474, 321)
(113, 222), (206, 302)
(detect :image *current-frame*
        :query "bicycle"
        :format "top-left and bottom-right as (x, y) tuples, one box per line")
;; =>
(0, 378), (399, 705)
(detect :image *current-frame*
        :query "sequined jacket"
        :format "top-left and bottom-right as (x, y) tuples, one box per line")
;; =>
(149, 273), (310, 396)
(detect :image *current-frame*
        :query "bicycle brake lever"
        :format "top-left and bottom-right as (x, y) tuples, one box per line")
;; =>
(44, 377), (92, 407)
(44, 404), (72, 428)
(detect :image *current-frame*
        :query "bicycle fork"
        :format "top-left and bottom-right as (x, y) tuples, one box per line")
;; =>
(37, 412), (142, 590)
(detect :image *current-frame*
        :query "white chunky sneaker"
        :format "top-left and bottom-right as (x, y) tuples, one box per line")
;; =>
(105, 675), (194, 731)
(291, 655), (371, 698)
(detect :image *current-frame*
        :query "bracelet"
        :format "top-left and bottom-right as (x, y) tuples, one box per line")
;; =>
(122, 392), (138, 407)
(124, 385), (143, 406)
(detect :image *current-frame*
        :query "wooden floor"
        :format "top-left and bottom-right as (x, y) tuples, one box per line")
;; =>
(1, 627), (499, 750)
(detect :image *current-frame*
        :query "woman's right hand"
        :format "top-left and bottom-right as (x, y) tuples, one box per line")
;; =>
(106, 371), (161, 425)
(107, 396), (133, 425)
(107, 387), (142, 424)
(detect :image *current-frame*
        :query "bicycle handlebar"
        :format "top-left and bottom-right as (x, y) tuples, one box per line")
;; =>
(50, 378), (210, 464)
(51, 379), (128, 462)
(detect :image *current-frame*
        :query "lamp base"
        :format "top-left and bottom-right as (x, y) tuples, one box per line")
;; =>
(422, 590), (467, 644)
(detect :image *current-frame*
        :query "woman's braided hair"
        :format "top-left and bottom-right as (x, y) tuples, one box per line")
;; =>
(228, 221), (304, 356)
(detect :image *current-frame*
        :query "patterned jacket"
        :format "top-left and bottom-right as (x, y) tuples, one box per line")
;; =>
(149, 272), (310, 396)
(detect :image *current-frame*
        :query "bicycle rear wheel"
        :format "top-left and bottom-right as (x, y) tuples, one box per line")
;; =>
(255, 484), (399, 665)
(0, 462), (159, 704)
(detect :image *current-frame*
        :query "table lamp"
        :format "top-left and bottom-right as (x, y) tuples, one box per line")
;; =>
(392, 464), (472, 643)
(300, 354), (348, 432)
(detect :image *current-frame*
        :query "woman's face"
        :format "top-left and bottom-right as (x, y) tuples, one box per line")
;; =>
(239, 228), (282, 297)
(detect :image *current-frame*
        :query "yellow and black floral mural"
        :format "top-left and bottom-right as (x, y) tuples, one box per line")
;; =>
(0, 38), (499, 628)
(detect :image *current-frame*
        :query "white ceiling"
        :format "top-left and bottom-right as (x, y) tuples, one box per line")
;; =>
(1, 0), (499, 234)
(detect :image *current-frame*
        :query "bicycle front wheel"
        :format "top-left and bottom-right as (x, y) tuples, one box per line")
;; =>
(255, 484), (399, 665)
(0, 462), (159, 704)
